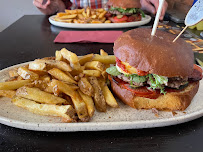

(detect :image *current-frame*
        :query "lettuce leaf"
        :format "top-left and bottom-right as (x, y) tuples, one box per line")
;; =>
(109, 7), (145, 17)
(147, 74), (168, 94)
(130, 74), (147, 83)
(106, 66), (121, 76)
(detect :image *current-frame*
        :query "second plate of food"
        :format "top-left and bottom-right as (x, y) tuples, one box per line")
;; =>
(49, 15), (151, 29)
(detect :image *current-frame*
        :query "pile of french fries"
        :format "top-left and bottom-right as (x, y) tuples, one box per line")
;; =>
(54, 7), (111, 24)
(0, 48), (118, 122)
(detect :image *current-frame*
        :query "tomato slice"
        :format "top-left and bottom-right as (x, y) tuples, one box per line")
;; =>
(194, 64), (203, 73)
(113, 15), (128, 23)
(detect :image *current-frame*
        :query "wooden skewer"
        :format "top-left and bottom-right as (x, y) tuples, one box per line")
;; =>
(151, 0), (165, 36)
(173, 26), (188, 42)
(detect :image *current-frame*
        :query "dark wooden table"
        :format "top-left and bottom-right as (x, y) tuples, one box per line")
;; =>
(0, 15), (203, 152)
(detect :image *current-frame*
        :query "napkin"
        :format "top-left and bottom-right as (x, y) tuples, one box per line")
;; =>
(54, 31), (123, 43)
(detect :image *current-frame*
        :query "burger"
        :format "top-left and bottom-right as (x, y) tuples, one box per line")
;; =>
(105, 0), (145, 23)
(106, 28), (202, 111)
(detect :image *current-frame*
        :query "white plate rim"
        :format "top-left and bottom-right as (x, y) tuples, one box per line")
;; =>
(0, 62), (202, 132)
(48, 15), (151, 29)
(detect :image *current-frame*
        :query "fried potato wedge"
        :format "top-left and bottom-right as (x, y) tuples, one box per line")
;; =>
(84, 61), (105, 71)
(35, 59), (72, 72)
(0, 90), (16, 98)
(83, 70), (101, 77)
(92, 55), (116, 64)
(89, 77), (106, 112)
(79, 54), (94, 65)
(78, 90), (95, 117)
(48, 68), (77, 84)
(0, 80), (31, 90)
(18, 67), (39, 80)
(16, 87), (67, 105)
(12, 96), (77, 123)
(78, 77), (94, 97)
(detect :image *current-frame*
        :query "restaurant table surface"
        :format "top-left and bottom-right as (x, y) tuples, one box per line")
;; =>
(0, 15), (203, 152)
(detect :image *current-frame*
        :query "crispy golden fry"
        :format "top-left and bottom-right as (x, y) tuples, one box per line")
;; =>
(91, 15), (97, 19)
(65, 9), (78, 14)
(84, 61), (105, 71)
(12, 96), (77, 123)
(100, 49), (108, 56)
(78, 14), (84, 19)
(71, 91), (89, 121)
(83, 70), (101, 77)
(57, 12), (69, 17)
(78, 90), (95, 117)
(17, 67), (39, 80)
(82, 11), (87, 18)
(17, 76), (24, 80)
(101, 71), (108, 79)
(55, 50), (64, 61)
(96, 8), (105, 12)
(78, 77), (94, 97)
(104, 20), (111, 23)
(39, 75), (51, 83)
(16, 87), (67, 105)
(91, 20), (102, 24)
(48, 68), (77, 84)
(86, 8), (90, 17)
(50, 79), (77, 97)
(0, 80), (31, 90)
(69, 66), (85, 76)
(89, 77), (106, 112)
(61, 48), (79, 64)
(54, 18), (73, 23)
(98, 10), (107, 19)
(70, 62), (81, 70)
(79, 54), (94, 65)
(35, 59), (72, 72)
(9, 69), (19, 78)
(29, 61), (46, 71)
(92, 55), (116, 64)
(60, 14), (77, 19)
(76, 9), (84, 14)
(0, 90), (16, 98)
(102, 85), (119, 108)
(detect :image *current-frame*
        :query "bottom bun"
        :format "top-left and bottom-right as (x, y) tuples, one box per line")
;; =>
(110, 79), (199, 111)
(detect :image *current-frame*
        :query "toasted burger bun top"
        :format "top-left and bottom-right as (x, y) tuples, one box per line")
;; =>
(114, 28), (194, 78)
(107, 0), (141, 9)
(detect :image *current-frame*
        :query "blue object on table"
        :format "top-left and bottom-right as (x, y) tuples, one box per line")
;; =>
(193, 0), (198, 5)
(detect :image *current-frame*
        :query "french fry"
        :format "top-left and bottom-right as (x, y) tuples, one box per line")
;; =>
(48, 68), (77, 84)
(61, 48), (79, 64)
(70, 62), (81, 70)
(96, 8), (105, 13)
(78, 14), (84, 19)
(92, 55), (116, 64)
(84, 61), (105, 71)
(50, 79), (77, 97)
(57, 12), (69, 17)
(28, 61), (46, 71)
(78, 77), (94, 96)
(100, 17), (106, 23)
(55, 50), (64, 61)
(91, 20), (102, 24)
(102, 85), (119, 108)
(100, 49), (108, 56)
(91, 15), (97, 19)
(16, 87), (68, 105)
(101, 71), (108, 79)
(12, 96), (77, 122)
(79, 54), (94, 65)
(60, 14), (77, 19)
(0, 80), (31, 90)
(82, 11), (87, 18)
(71, 91), (89, 121)
(35, 59), (72, 72)
(0, 90), (16, 98)
(54, 18), (73, 23)
(89, 77), (106, 112)
(86, 8), (90, 17)
(18, 67), (39, 80)
(76, 9), (84, 14)
(104, 20), (111, 23)
(65, 9), (78, 14)
(98, 11), (107, 19)
(83, 70), (101, 77)
(9, 69), (19, 78)
(78, 90), (95, 117)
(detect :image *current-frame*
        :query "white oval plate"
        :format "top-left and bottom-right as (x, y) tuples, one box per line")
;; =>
(0, 62), (203, 132)
(49, 15), (151, 29)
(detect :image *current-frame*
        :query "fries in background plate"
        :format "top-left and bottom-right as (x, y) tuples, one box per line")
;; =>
(0, 48), (119, 123)
(54, 7), (111, 24)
